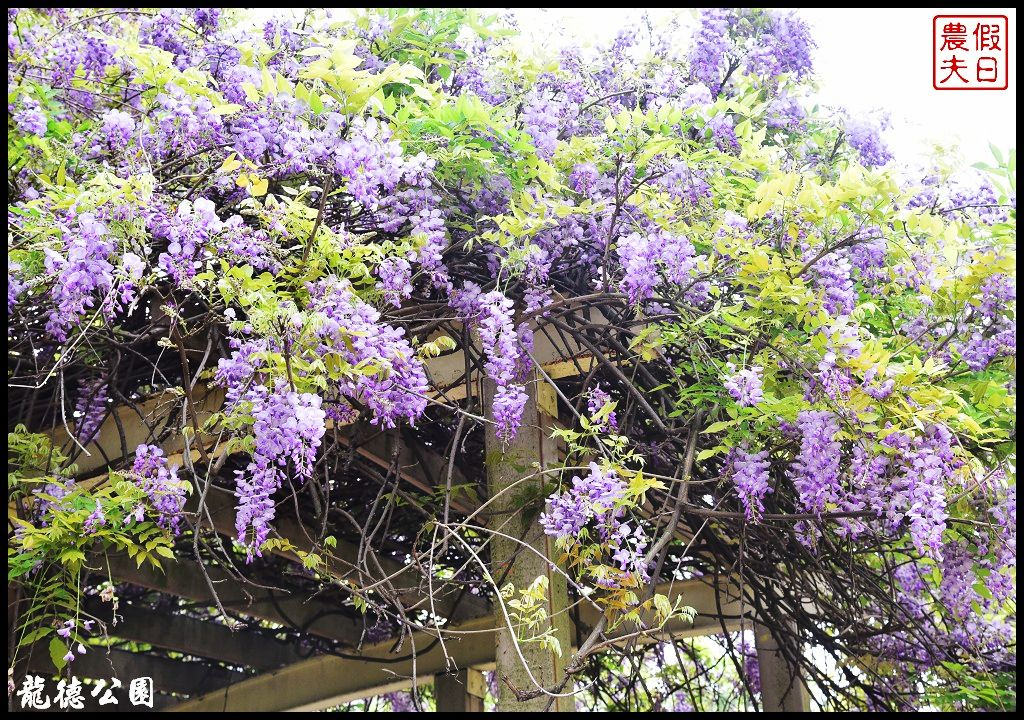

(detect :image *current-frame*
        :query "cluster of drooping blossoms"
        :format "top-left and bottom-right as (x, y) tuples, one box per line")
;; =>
(723, 363), (764, 407)
(54, 615), (96, 665)
(327, 116), (452, 303)
(731, 406), (962, 561)
(541, 463), (651, 583)
(451, 282), (531, 443)
(153, 198), (220, 285)
(521, 91), (562, 159)
(214, 276), (431, 556)
(12, 95), (48, 136)
(307, 277), (429, 428)
(803, 321), (863, 402)
(587, 384), (619, 431)
(788, 410), (844, 517)
(83, 500), (106, 534)
(730, 447), (772, 521)
(383, 691), (418, 713)
(876, 521), (1016, 675)
(142, 83), (227, 160)
(214, 352), (328, 559)
(226, 102), (448, 306)
(8, 260), (28, 313)
(31, 442), (186, 543)
(100, 108), (136, 147)
(810, 250), (856, 316)
(877, 425), (959, 558)
(43, 213), (114, 342)
(150, 197), (277, 286)
(958, 271), (1016, 371)
(735, 636), (762, 695)
(29, 200), (155, 340)
(688, 8), (814, 95)
(946, 176), (1013, 226)
(72, 377), (108, 446)
(215, 341), (327, 557)
(131, 444), (187, 535)
(843, 114), (893, 168)
(238, 384), (326, 558)
(617, 230), (704, 306)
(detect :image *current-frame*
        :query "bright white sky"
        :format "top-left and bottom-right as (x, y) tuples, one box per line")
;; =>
(249, 8), (1016, 167)
(514, 7), (1017, 167)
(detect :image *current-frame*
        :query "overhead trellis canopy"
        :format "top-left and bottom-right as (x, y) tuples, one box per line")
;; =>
(8, 7), (1016, 713)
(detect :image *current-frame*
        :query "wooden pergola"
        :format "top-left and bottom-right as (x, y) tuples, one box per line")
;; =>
(11, 318), (810, 712)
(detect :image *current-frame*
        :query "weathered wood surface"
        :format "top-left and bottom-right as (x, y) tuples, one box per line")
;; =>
(167, 575), (744, 712)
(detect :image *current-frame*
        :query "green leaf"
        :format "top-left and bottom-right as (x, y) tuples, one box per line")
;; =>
(696, 446), (725, 462)
(49, 636), (68, 670)
(703, 420), (735, 434)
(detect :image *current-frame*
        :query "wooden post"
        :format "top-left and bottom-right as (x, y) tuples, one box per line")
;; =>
(435, 668), (486, 712)
(755, 622), (810, 712)
(483, 374), (573, 712)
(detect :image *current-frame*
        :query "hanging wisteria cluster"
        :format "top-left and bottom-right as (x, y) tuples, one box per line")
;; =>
(540, 462), (651, 582)
(7, 7), (1015, 711)
(131, 444), (188, 536)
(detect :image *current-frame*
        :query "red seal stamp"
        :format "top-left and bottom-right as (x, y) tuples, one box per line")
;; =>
(934, 15), (1009, 90)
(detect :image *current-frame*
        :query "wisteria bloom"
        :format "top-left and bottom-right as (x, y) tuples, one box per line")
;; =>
(731, 447), (772, 521)
(724, 363), (765, 406)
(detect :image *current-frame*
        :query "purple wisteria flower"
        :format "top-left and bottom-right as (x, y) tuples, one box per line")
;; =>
(724, 363), (764, 406)
(132, 444), (187, 536)
(100, 108), (135, 146)
(13, 96), (47, 136)
(73, 377), (108, 446)
(731, 447), (772, 521)
(451, 283), (530, 442)
(8, 261), (27, 312)
(844, 115), (893, 167)
(540, 463), (652, 580)
(234, 382), (326, 559)
(44, 213), (114, 342)
(789, 410), (842, 515)
(617, 230), (699, 304)
(83, 500), (106, 534)
(587, 384), (619, 431)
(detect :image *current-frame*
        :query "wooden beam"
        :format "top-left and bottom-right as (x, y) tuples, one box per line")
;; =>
(435, 667), (486, 712)
(50, 399), (474, 511)
(53, 385), (226, 478)
(168, 576), (743, 712)
(334, 428), (477, 512)
(99, 553), (367, 647)
(48, 311), (604, 479)
(23, 429), (486, 624)
(39, 392), (478, 531)
(169, 615), (496, 712)
(196, 486), (490, 623)
(84, 600), (308, 671)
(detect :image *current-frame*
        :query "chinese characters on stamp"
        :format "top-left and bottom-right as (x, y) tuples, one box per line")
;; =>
(934, 15), (1009, 90)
